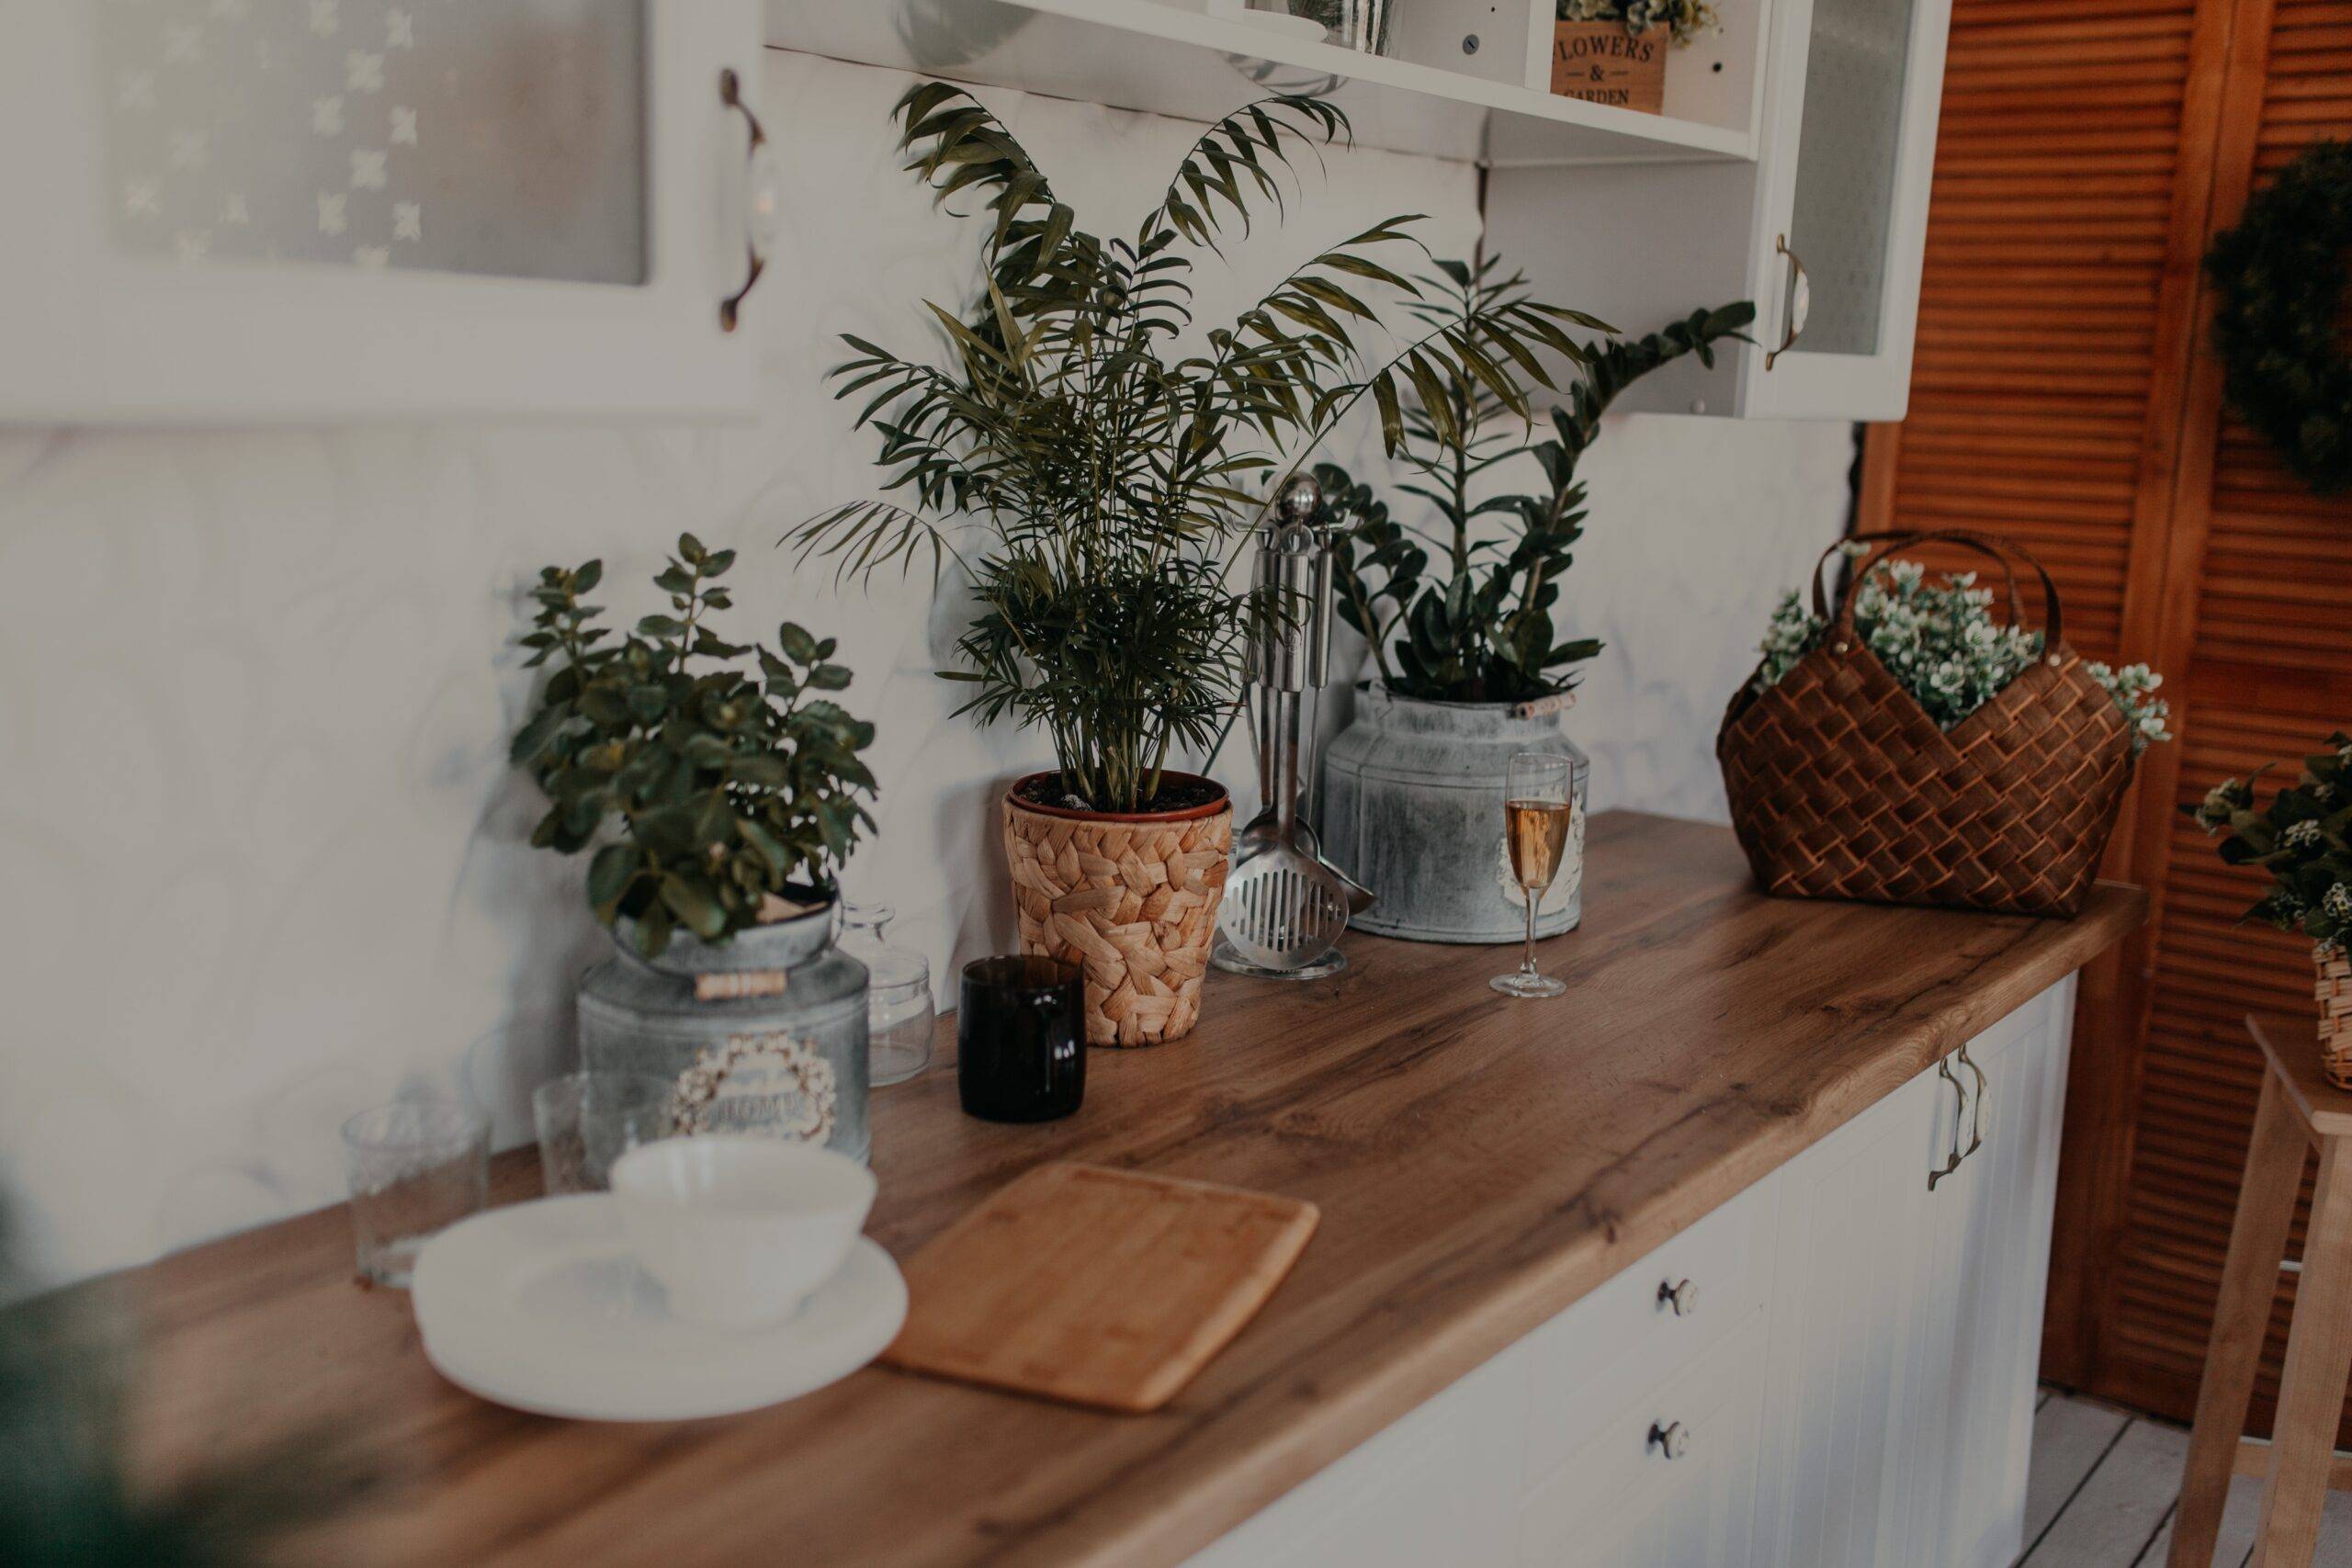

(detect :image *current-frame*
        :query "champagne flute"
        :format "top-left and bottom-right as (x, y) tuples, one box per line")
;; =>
(1493, 751), (1574, 998)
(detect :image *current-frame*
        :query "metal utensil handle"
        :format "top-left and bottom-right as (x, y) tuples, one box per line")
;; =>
(1272, 690), (1303, 839)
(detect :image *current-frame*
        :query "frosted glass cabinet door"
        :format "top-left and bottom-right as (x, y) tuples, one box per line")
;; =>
(0, 0), (762, 421)
(1743, 0), (1955, 421)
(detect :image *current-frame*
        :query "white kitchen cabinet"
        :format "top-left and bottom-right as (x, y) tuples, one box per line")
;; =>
(1917, 977), (2079, 1568)
(1487, 0), (1954, 421)
(1751, 1061), (1951, 1568)
(1187, 976), (2078, 1568)
(0, 0), (764, 423)
(1518, 1313), (1768, 1568)
(765, 0), (1952, 422)
(1182, 1345), (1529, 1568)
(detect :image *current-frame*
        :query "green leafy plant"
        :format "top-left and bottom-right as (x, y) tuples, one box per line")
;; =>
(2202, 140), (2352, 495)
(1324, 273), (1751, 705)
(2192, 733), (2352, 953)
(1557, 0), (1721, 46)
(1752, 552), (2173, 753)
(0, 1201), (367, 1563)
(790, 85), (1603, 812)
(511, 536), (877, 958)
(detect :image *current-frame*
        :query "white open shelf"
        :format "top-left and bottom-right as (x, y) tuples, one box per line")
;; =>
(763, 0), (1765, 167)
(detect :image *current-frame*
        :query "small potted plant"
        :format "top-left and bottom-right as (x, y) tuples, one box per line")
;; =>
(1551, 0), (1720, 112)
(510, 536), (880, 1157)
(797, 85), (1595, 1043)
(1317, 261), (1751, 942)
(2192, 733), (2352, 1088)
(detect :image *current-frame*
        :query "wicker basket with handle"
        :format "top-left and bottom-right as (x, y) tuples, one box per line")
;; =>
(1717, 530), (2139, 919)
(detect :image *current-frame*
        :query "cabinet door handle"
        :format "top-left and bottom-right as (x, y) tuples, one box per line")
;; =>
(1657, 1277), (1698, 1317)
(1647, 1420), (1691, 1461)
(1764, 234), (1809, 370)
(718, 68), (781, 333)
(1957, 1043), (1989, 1165)
(1928, 1055), (1966, 1190)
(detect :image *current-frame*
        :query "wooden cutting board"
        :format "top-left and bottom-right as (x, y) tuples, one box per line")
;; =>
(882, 1162), (1319, 1414)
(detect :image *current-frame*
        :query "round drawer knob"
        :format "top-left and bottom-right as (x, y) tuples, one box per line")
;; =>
(1648, 1420), (1691, 1461)
(1657, 1277), (1698, 1316)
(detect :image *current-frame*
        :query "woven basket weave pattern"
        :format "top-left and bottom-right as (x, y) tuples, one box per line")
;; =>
(1717, 532), (2137, 919)
(2318, 949), (2352, 1091)
(1004, 795), (1232, 1047)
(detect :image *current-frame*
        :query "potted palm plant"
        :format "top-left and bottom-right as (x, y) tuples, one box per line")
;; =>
(797, 85), (1599, 1044)
(1319, 265), (1752, 942)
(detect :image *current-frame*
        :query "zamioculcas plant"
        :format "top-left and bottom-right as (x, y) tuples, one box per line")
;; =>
(1324, 267), (1753, 705)
(511, 536), (877, 958)
(791, 84), (1605, 814)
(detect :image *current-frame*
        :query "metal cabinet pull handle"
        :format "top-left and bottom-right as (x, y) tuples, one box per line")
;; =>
(1648, 1421), (1691, 1461)
(1957, 1043), (1989, 1165)
(718, 68), (780, 333)
(1657, 1277), (1698, 1317)
(1928, 1055), (1966, 1190)
(1765, 234), (1809, 370)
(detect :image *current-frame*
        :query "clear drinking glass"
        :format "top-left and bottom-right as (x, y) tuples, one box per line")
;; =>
(532, 1072), (678, 1196)
(1493, 752), (1575, 999)
(839, 901), (935, 1087)
(341, 1098), (491, 1287)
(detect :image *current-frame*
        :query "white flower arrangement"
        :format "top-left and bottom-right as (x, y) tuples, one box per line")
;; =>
(2188, 730), (2352, 956)
(1556, 0), (1721, 46)
(1752, 552), (2173, 754)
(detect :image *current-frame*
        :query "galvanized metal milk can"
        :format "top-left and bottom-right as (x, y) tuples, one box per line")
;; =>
(1319, 684), (1590, 944)
(578, 898), (871, 1163)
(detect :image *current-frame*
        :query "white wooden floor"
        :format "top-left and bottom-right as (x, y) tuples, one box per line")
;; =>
(2018, 1389), (2352, 1566)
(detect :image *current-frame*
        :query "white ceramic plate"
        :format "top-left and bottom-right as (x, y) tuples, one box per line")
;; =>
(411, 1195), (906, 1422)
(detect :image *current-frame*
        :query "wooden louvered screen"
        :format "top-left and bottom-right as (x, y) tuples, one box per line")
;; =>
(1861, 0), (2352, 1433)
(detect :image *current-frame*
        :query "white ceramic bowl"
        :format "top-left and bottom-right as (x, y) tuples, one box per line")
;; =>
(609, 1136), (876, 1331)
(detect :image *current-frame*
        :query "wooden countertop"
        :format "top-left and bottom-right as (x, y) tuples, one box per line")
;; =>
(112, 812), (2145, 1567)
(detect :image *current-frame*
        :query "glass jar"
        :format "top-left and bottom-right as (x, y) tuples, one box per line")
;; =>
(838, 901), (935, 1088)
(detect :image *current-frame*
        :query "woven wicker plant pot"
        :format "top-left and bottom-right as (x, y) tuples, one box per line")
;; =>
(2318, 948), (2352, 1091)
(1002, 772), (1233, 1048)
(1718, 530), (2139, 919)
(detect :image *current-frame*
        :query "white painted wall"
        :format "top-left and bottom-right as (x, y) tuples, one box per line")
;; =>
(0, 49), (1852, 1282)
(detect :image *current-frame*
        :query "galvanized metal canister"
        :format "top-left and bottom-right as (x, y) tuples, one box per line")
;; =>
(1319, 684), (1591, 944)
(578, 898), (871, 1163)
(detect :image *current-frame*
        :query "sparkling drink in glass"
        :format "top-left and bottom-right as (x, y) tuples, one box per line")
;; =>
(1493, 751), (1574, 998)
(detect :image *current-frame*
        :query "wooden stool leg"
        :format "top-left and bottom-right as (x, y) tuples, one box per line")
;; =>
(2255, 1134), (2352, 1566)
(2174, 1070), (2309, 1567)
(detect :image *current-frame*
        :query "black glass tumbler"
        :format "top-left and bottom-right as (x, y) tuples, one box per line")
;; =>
(958, 955), (1085, 1123)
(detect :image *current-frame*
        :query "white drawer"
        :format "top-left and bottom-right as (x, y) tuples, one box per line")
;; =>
(1517, 1170), (1778, 1490)
(1518, 1311), (1769, 1566)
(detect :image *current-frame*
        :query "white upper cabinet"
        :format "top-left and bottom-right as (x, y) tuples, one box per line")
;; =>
(1740, 0), (1954, 418)
(0, 0), (763, 423)
(1488, 0), (1956, 422)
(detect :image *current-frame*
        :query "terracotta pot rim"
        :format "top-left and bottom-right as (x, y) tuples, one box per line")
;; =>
(1004, 770), (1231, 825)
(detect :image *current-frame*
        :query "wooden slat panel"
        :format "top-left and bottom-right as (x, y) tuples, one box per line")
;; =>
(2092, 0), (2352, 1438)
(1866, 0), (2352, 1439)
(1870, 0), (2195, 659)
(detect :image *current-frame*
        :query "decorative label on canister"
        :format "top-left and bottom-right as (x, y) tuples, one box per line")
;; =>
(673, 1032), (838, 1144)
(1550, 21), (1667, 113)
(1497, 796), (1586, 916)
